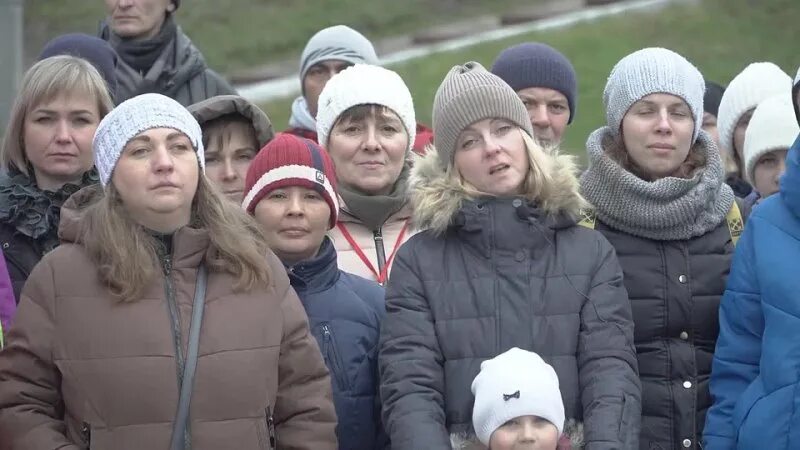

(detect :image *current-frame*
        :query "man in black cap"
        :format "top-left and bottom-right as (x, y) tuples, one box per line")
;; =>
(99, 0), (235, 106)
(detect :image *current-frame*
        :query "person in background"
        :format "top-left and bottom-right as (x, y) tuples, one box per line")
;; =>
(580, 48), (743, 450)
(243, 132), (388, 450)
(491, 42), (577, 149)
(0, 55), (113, 303)
(99, 0), (236, 105)
(379, 61), (639, 450)
(189, 95), (274, 204)
(315, 64), (418, 283)
(39, 33), (120, 103)
(742, 95), (799, 206)
(717, 62), (792, 197)
(703, 121), (800, 450)
(287, 25), (432, 154)
(703, 81), (738, 176)
(466, 348), (584, 450)
(0, 93), (337, 449)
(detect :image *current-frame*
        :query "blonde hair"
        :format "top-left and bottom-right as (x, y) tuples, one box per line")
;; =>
(0, 55), (114, 175)
(451, 129), (586, 214)
(80, 176), (271, 302)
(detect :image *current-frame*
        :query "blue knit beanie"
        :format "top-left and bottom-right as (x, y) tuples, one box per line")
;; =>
(490, 42), (577, 124)
(39, 33), (119, 102)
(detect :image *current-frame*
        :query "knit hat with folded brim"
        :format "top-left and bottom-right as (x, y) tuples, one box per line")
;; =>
(744, 94), (799, 185)
(93, 93), (204, 187)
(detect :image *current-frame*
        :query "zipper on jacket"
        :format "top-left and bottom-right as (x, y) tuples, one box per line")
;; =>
(322, 324), (350, 391)
(266, 407), (276, 450)
(373, 228), (387, 274)
(162, 254), (186, 386)
(81, 422), (91, 447)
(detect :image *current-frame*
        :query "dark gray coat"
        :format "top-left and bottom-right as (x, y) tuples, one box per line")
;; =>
(379, 147), (641, 450)
(594, 210), (740, 450)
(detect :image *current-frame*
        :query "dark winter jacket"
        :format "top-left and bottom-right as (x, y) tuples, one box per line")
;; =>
(288, 237), (388, 450)
(100, 21), (236, 106)
(704, 135), (800, 450)
(379, 146), (641, 450)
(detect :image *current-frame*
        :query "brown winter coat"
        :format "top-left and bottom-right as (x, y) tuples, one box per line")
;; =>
(0, 186), (337, 450)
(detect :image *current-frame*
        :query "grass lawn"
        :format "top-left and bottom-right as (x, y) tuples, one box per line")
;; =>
(258, 0), (799, 161)
(24, 0), (542, 71)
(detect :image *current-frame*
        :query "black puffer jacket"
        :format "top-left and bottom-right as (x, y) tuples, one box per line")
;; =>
(379, 146), (641, 450)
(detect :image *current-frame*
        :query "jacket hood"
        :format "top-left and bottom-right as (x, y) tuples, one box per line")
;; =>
(410, 144), (586, 235)
(450, 419), (585, 449)
(793, 72), (800, 126)
(781, 134), (800, 217)
(188, 95), (275, 148)
(58, 184), (105, 244)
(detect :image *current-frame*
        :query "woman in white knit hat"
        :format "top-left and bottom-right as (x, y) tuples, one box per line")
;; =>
(0, 93), (337, 449)
(717, 62), (792, 198)
(315, 64), (418, 285)
(742, 94), (799, 205)
(379, 61), (639, 450)
(579, 47), (746, 450)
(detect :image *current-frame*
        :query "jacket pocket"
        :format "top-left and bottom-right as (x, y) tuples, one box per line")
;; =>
(321, 324), (352, 391)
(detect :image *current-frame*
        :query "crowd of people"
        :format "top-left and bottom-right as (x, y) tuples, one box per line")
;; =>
(0, 1), (798, 449)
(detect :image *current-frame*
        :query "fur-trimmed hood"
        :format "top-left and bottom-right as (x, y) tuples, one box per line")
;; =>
(450, 419), (585, 449)
(409, 144), (587, 235)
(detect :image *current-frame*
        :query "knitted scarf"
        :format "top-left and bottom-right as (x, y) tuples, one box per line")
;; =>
(108, 15), (177, 74)
(338, 163), (410, 232)
(580, 127), (734, 241)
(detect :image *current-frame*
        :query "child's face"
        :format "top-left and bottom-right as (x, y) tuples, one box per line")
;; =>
(488, 415), (559, 450)
(753, 148), (788, 199)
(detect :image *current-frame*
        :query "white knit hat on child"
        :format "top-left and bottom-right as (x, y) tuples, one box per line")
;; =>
(471, 347), (565, 446)
(603, 47), (705, 142)
(315, 64), (416, 153)
(717, 62), (792, 154)
(744, 94), (799, 184)
(93, 93), (205, 186)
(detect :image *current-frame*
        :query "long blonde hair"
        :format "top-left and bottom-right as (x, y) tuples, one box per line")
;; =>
(80, 177), (271, 302)
(0, 55), (114, 175)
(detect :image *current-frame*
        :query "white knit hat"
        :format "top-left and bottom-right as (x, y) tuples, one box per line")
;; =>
(743, 94), (799, 184)
(93, 93), (204, 186)
(603, 47), (705, 142)
(471, 348), (565, 446)
(717, 62), (792, 155)
(315, 64), (416, 153)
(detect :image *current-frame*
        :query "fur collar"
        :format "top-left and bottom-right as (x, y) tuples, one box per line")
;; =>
(450, 419), (585, 449)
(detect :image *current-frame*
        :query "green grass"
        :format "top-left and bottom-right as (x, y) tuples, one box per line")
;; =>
(259, 0), (799, 160)
(24, 0), (541, 71)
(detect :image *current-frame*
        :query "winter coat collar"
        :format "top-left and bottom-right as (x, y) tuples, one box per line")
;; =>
(781, 134), (800, 218)
(286, 236), (340, 293)
(288, 96), (317, 132)
(409, 144), (585, 236)
(580, 126), (734, 241)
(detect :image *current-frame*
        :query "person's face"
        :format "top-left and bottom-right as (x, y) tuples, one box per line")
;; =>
(733, 108), (755, 170)
(752, 148), (788, 198)
(517, 87), (570, 146)
(303, 60), (352, 117)
(112, 127), (199, 232)
(327, 108), (408, 195)
(203, 121), (258, 204)
(621, 93), (694, 181)
(24, 93), (100, 191)
(105, 0), (174, 40)
(488, 416), (560, 450)
(703, 111), (737, 174)
(454, 118), (529, 196)
(253, 186), (331, 265)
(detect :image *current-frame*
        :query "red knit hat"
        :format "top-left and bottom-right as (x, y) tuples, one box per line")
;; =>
(242, 133), (339, 228)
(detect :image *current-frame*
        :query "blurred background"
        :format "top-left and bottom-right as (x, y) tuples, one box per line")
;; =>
(5, 0), (797, 158)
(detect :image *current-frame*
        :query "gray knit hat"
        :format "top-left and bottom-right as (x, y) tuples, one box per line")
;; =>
(603, 47), (705, 142)
(432, 61), (534, 169)
(93, 93), (204, 187)
(299, 25), (378, 85)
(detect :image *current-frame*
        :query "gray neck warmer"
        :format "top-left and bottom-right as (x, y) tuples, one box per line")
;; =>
(580, 126), (734, 241)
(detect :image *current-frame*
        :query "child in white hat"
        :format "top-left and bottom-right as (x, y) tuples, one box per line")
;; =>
(469, 348), (581, 450)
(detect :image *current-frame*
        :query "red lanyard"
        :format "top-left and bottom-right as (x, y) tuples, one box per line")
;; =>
(336, 220), (410, 285)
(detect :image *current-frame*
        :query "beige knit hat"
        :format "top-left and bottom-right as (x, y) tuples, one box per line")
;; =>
(432, 61), (533, 169)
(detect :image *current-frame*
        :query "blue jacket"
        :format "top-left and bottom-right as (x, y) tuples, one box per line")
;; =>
(287, 237), (387, 450)
(705, 134), (800, 449)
